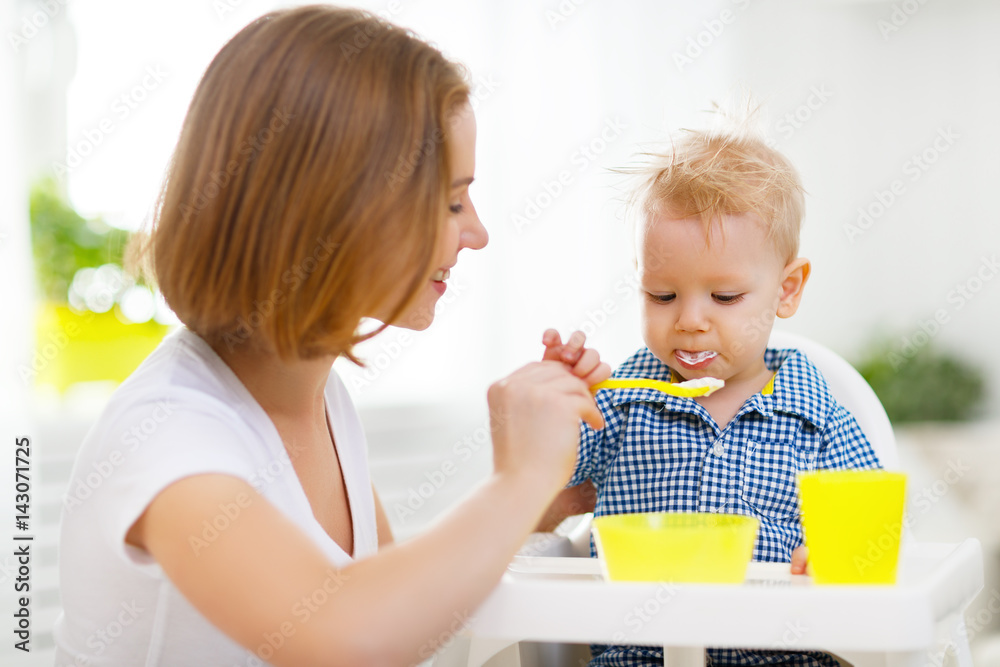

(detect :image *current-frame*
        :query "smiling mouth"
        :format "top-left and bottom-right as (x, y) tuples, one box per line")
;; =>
(432, 268), (451, 282)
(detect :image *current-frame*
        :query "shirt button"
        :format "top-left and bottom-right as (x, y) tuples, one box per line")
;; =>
(712, 443), (725, 457)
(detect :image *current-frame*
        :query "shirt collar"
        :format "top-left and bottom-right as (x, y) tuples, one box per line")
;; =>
(757, 347), (833, 428)
(605, 347), (832, 428)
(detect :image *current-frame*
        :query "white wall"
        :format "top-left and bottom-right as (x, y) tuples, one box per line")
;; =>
(38, 0), (999, 416)
(727, 0), (1000, 414)
(339, 0), (1000, 418)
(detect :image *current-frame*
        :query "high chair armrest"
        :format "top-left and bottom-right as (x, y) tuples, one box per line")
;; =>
(518, 514), (594, 559)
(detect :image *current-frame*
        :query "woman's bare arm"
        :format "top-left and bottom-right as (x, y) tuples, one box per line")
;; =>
(129, 360), (606, 667)
(130, 470), (554, 666)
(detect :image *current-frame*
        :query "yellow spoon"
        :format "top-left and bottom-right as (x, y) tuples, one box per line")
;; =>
(591, 377), (724, 398)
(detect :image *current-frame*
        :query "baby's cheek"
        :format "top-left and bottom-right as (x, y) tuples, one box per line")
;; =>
(640, 306), (668, 337)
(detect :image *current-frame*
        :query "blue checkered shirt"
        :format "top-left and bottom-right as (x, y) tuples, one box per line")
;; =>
(570, 346), (882, 667)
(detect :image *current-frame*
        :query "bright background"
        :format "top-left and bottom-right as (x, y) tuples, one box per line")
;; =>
(6, 0), (999, 412)
(1, 0), (999, 664)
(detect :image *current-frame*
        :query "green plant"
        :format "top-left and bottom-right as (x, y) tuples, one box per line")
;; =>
(29, 177), (130, 302)
(856, 338), (986, 423)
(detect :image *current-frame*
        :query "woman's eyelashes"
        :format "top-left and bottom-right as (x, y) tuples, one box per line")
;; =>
(449, 203), (464, 214)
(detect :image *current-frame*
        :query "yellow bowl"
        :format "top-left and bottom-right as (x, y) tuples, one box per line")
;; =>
(592, 512), (759, 583)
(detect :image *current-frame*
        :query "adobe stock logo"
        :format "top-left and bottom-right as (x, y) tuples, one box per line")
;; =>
(886, 254), (999, 370)
(877, 0), (929, 40)
(672, 0), (754, 72)
(843, 126), (959, 243)
(53, 66), (169, 177)
(181, 107), (295, 219)
(772, 86), (833, 142)
(511, 117), (628, 234)
(7, 0), (68, 53)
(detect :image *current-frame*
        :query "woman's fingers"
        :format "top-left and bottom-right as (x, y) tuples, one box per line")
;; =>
(541, 361), (606, 430)
(538, 333), (610, 427)
(578, 396), (606, 431)
(488, 360), (606, 487)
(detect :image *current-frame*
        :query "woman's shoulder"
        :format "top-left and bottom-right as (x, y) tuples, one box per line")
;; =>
(90, 328), (266, 450)
(111, 327), (249, 408)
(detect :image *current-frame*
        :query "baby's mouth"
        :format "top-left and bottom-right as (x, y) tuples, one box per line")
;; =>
(675, 350), (718, 367)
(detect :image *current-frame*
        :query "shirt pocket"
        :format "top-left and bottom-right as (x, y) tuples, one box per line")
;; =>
(740, 439), (811, 522)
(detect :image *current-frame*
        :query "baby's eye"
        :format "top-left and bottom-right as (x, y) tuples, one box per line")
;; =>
(449, 203), (464, 214)
(646, 292), (675, 304)
(713, 293), (745, 304)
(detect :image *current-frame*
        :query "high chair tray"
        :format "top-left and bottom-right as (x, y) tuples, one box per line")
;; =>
(463, 540), (983, 658)
(507, 555), (809, 585)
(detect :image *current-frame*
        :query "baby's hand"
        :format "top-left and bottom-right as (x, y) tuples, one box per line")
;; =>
(541, 329), (611, 388)
(791, 545), (808, 575)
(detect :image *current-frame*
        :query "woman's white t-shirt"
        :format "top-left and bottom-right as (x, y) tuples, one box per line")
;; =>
(53, 327), (379, 667)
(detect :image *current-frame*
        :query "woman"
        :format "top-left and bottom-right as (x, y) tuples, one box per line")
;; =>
(54, 6), (608, 666)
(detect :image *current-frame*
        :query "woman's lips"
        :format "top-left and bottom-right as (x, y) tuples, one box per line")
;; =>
(431, 268), (450, 295)
(674, 350), (718, 370)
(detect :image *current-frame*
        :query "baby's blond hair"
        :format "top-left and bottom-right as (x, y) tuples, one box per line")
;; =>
(630, 126), (805, 262)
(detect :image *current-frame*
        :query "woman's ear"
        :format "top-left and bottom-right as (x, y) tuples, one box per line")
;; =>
(776, 257), (811, 318)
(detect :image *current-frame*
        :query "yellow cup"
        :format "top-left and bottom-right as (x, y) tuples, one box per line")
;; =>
(592, 512), (759, 583)
(798, 470), (907, 585)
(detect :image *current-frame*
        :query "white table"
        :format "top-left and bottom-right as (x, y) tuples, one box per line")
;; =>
(434, 539), (983, 667)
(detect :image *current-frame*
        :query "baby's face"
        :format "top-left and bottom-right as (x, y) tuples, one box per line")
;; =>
(637, 212), (791, 385)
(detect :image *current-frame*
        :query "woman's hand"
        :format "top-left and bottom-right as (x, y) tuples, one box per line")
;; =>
(541, 329), (611, 387)
(488, 362), (607, 494)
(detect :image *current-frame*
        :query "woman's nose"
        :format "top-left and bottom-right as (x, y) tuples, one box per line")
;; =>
(460, 203), (488, 251)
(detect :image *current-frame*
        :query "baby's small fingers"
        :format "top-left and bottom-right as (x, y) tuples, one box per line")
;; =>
(542, 346), (565, 363)
(582, 361), (612, 388)
(790, 545), (809, 575)
(561, 331), (586, 363)
(541, 330), (565, 362)
(571, 348), (602, 378)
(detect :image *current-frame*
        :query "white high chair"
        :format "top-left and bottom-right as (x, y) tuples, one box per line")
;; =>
(767, 330), (899, 470)
(433, 330), (981, 667)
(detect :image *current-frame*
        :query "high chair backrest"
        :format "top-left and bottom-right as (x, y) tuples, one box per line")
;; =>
(768, 329), (899, 470)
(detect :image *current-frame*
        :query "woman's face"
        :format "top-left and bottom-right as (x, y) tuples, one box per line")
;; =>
(393, 103), (488, 330)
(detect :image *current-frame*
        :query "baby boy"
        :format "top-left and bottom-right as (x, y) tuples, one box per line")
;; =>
(543, 125), (881, 666)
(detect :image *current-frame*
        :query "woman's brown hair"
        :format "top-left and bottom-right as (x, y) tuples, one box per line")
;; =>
(133, 5), (470, 361)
